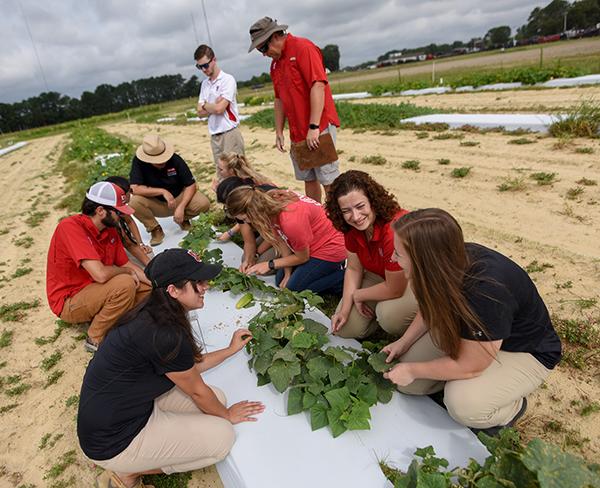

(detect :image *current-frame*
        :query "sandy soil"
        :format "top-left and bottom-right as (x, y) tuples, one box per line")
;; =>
(332, 37), (600, 86)
(0, 87), (598, 486)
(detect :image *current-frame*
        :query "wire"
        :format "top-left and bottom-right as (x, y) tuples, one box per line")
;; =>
(17, 0), (49, 93)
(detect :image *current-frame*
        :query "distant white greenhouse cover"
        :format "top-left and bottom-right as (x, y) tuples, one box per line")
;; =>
(402, 113), (561, 133)
(94, 153), (121, 167)
(157, 117), (177, 122)
(0, 141), (27, 157)
(332, 91), (372, 100)
(474, 82), (523, 91)
(541, 74), (600, 87)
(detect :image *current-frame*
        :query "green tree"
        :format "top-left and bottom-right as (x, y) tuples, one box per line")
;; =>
(568, 0), (600, 30)
(517, 0), (569, 38)
(321, 44), (340, 72)
(486, 26), (512, 47)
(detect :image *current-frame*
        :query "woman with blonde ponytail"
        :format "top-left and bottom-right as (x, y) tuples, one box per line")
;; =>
(382, 208), (561, 436)
(225, 187), (346, 293)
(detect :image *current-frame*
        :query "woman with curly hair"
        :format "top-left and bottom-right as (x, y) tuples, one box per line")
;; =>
(382, 209), (561, 435)
(225, 186), (346, 293)
(324, 170), (417, 339)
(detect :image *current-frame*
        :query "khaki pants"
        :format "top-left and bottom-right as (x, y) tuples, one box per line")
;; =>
(91, 386), (234, 475)
(395, 332), (551, 428)
(335, 271), (418, 339)
(60, 274), (151, 343)
(210, 126), (245, 166)
(129, 191), (210, 232)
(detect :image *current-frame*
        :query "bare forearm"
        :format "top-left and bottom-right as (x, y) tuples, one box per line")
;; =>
(272, 252), (307, 269)
(406, 356), (481, 382)
(274, 98), (285, 135)
(190, 387), (230, 418)
(340, 267), (362, 313)
(177, 184), (196, 209)
(195, 347), (235, 372)
(309, 82), (325, 126)
(356, 280), (404, 302)
(131, 185), (166, 198)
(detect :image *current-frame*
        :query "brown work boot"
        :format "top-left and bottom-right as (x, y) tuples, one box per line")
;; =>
(179, 219), (192, 232)
(149, 225), (164, 246)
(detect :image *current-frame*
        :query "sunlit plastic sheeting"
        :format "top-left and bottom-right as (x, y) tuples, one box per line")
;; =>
(402, 113), (561, 132)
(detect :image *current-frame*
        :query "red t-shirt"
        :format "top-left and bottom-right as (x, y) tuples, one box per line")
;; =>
(46, 214), (128, 316)
(276, 195), (346, 262)
(344, 210), (409, 278)
(270, 34), (340, 143)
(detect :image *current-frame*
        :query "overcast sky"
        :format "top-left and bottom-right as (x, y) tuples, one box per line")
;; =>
(1, 0), (549, 103)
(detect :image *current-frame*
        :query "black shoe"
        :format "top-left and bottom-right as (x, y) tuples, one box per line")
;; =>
(470, 397), (527, 437)
(84, 337), (98, 353)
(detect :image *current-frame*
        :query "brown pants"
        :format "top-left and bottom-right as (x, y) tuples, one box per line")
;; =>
(129, 191), (210, 232)
(60, 274), (151, 343)
(395, 332), (551, 428)
(91, 386), (234, 475)
(335, 271), (418, 339)
(210, 126), (245, 166)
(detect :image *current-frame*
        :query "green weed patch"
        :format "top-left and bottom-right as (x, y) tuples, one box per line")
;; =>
(0, 299), (40, 322)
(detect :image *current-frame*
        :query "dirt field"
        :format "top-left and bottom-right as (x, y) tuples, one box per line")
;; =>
(0, 86), (599, 486)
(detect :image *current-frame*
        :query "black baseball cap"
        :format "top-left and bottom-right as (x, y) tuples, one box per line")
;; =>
(145, 248), (222, 288)
(216, 176), (254, 204)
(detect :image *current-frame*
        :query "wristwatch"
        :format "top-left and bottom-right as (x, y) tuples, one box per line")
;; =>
(268, 259), (276, 270)
(308, 123), (319, 130)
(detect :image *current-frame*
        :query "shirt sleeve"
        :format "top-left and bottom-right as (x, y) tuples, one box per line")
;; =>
(129, 158), (145, 185)
(219, 75), (236, 103)
(280, 203), (312, 252)
(344, 231), (358, 253)
(58, 219), (101, 267)
(296, 43), (329, 86)
(461, 279), (514, 341)
(174, 155), (196, 187)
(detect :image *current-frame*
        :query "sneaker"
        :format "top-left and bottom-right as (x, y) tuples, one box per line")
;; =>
(149, 225), (165, 246)
(471, 397), (528, 437)
(179, 219), (192, 232)
(84, 337), (98, 353)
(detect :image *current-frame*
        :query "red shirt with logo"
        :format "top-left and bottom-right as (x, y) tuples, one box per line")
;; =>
(276, 195), (346, 262)
(344, 210), (409, 278)
(46, 214), (128, 315)
(270, 34), (340, 143)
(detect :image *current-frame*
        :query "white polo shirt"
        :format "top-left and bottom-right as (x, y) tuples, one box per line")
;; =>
(199, 70), (240, 135)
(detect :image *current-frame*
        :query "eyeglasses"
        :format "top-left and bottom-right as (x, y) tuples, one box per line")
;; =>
(257, 36), (272, 54)
(195, 58), (213, 70)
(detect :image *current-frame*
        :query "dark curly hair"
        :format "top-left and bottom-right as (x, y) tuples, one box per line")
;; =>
(325, 170), (401, 233)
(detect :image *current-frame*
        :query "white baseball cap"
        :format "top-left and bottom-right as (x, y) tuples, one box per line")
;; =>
(86, 182), (134, 215)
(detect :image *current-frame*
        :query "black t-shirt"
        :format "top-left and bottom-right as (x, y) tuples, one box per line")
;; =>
(129, 153), (195, 200)
(77, 310), (195, 460)
(460, 243), (561, 369)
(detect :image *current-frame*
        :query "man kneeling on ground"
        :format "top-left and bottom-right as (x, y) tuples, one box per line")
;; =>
(46, 182), (152, 352)
(129, 134), (210, 246)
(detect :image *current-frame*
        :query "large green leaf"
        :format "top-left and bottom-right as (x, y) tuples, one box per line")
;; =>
(522, 438), (600, 488)
(272, 344), (297, 362)
(275, 303), (303, 319)
(256, 373), (270, 387)
(368, 351), (397, 372)
(290, 331), (316, 349)
(328, 365), (347, 386)
(254, 329), (279, 354)
(324, 346), (354, 363)
(357, 383), (378, 406)
(301, 318), (329, 335)
(328, 414), (348, 438)
(324, 387), (352, 414)
(307, 356), (332, 380)
(489, 451), (536, 487)
(268, 359), (299, 393)
(253, 350), (275, 375)
(303, 391), (317, 410)
(287, 388), (304, 415)
(310, 403), (329, 431)
(346, 399), (371, 430)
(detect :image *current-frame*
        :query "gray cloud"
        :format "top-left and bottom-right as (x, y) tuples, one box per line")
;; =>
(1, 0), (548, 103)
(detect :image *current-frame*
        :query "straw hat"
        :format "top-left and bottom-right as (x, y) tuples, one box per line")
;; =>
(136, 134), (175, 164)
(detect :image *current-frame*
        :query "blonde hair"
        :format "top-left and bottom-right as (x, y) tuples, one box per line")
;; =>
(219, 153), (270, 185)
(225, 187), (297, 245)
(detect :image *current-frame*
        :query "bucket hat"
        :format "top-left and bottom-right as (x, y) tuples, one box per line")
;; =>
(248, 17), (288, 53)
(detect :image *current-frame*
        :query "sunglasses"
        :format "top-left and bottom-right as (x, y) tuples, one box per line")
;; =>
(195, 58), (213, 70)
(257, 36), (272, 54)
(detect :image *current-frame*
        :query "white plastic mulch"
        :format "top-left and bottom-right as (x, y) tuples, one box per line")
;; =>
(402, 113), (561, 132)
(0, 141), (28, 157)
(136, 217), (488, 488)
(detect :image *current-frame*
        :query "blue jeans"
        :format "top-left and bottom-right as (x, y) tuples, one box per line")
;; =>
(275, 257), (345, 295)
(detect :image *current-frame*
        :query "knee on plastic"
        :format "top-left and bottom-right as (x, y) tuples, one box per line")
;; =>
(443, 381), (496, 428)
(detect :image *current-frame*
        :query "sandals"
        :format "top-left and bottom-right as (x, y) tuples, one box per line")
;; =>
(95, 470), (155, 488)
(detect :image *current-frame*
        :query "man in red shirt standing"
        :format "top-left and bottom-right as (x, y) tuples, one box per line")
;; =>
(248, 17), (341, 203)
(46, 182), (151, 352)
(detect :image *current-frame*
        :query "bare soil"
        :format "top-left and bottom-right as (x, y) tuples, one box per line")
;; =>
(0, 86), (598, 486)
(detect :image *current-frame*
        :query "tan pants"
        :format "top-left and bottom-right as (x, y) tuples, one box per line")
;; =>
(210, 126), (245, 166)
(91, 386), (234, 475)
(129, 191), (210, 232)
(60, 274), (151, 343)
(335, 271), (418, 339)
(395, 332), (551, 428)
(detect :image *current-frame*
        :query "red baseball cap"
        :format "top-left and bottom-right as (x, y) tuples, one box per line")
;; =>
(86, 182), (134, 215)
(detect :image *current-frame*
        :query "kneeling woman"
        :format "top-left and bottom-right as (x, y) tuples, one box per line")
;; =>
(325, 170), (418, 339)
(383, 209), (561, 434)
(226, 187), (346, 294)
(78, 248), (264, 488)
